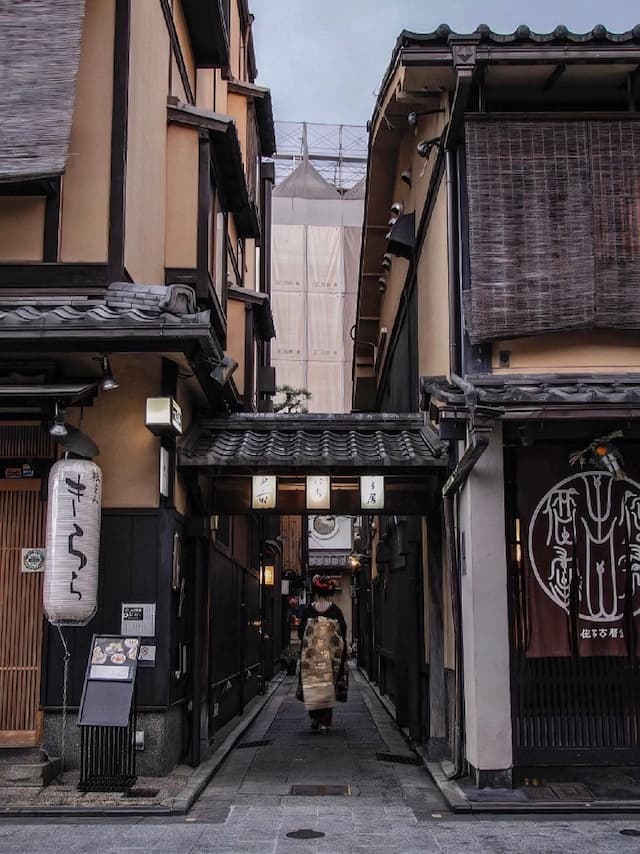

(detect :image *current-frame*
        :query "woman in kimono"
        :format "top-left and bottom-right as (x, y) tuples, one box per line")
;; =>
(297, 574), (347, 733)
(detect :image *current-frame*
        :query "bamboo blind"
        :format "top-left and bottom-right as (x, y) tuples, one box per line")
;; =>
(464, 119), (640, 343)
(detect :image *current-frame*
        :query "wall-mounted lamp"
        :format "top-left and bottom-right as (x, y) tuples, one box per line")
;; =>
(145, 396), (183, 435)
(347, 553), (362, 570)
(387, 216), (398, 227)
(390, 201), (404, 217)
(417, 137), (443, 159)
(49, 401), (67, 438)
(261, 565), (275, 586)
(377, 276), (387, 294)
(210, 354), (238, 387)
(407, 108), (445, 129)
(400, 169), (412, 187)
(100, 355), (119, 392)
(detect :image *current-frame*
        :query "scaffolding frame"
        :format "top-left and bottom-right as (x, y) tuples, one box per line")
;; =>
(272, 121), (368, 193)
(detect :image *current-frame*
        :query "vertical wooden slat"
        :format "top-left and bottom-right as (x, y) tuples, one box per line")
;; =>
(0, 480), (47, 746)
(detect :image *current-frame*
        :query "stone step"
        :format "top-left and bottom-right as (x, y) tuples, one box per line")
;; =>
(0, 748), (47, 764)
(0, 750), (62, 787)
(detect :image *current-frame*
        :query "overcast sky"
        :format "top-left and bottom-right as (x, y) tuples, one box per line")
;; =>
(250, 0), (638, 126)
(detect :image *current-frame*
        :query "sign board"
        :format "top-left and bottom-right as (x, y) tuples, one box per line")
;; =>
(121, 602), (156, 637)
(21, 548), (45, 573)
(78, 634), (140, 727)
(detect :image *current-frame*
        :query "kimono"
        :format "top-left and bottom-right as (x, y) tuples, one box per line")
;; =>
(297, 601), (347, 711)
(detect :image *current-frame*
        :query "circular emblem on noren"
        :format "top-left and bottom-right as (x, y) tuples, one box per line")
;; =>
(528, 471), (640, 622)
(312, 515), (337, 537)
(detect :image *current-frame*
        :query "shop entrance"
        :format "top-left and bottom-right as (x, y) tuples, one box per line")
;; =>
(0, 424), (52, 747)
(506, 441), (640, 768)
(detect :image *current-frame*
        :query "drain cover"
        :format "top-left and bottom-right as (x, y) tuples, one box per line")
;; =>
(286, 830), (325, 839)
(548, 782), (594, 800)
(620, 829), (640, 837)
(123, 788), (160, 798)
(290, 784), (351, 796)
(376, 751), (422, 766)
(237, 739), (272, 749)
(522, 786), (556, 801)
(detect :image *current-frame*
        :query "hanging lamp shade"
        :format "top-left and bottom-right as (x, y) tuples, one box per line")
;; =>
(43, 459), (102, 625)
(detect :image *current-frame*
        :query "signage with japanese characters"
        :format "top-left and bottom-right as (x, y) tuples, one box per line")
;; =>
(121, 602), (156, 636)
(252, 475), (276, 509)
(360, 476), (385, 510)
(43, 460), (102, 625)
(306, 476), (330, 510)
(518, 448), (640, 657)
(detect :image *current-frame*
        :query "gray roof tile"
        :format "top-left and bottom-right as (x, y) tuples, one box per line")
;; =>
(179, 413), (447, 473)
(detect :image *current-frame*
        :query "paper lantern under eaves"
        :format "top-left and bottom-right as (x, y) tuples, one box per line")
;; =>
(43, 459), (102, 626)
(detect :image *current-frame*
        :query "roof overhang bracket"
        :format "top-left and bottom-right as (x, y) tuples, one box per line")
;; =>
(444, 34), (481, 149)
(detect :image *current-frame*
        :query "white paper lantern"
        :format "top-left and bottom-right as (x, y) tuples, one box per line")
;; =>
(44, 459), (102, 626)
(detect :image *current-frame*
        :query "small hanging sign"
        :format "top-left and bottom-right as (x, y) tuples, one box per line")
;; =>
(360, 476), (385, 510)
(21, 548), (46, 573)
(306, 476), (330, 510)
(252, 475), (277, 509)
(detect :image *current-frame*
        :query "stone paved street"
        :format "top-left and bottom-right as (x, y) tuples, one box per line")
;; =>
(2, 669), (640, 852)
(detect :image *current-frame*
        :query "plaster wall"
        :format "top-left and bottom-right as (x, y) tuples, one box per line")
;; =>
(227, 298), (246, 394)
(125, 0), (169, 284)
(67, 355), (161, 508)
(492, 329), (640, 373)
(378, 256), (409, 349)
(59, 0), (114, 262)
(173, 0), (196, 96)
(229, 0), (242, 80)
(409, 106), (448, 221)
(165, 125), (198, 268)
(227, 92), (248, 165)
(171, 55), (188, 102)
(245, 238), (256, 290)
(196, 69), (215, 111)
(0, 198), (44, 260)
(214, 70), (228, 113)
(417, 185), (450, 378)
(459, 424), (513, 774)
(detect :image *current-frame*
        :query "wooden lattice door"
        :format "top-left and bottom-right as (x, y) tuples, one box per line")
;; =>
(0, 425), (51, 747)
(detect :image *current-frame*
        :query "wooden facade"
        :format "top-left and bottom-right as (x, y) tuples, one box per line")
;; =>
(0, 0), (278, 775)
(354, 25), (640, 786)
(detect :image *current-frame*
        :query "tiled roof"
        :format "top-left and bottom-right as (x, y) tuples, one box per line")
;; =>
(0, 304), (210, 328)
(0, 286), (211, 343)
(424, 375), (640, 408)
(398, 24), (640, 47)
(179, 413), (447, 474)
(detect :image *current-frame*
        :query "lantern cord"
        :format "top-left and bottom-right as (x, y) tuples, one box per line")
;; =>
(56, 626), (71, 775)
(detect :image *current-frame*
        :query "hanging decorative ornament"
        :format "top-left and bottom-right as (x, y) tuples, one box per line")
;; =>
(43, 459), (102, 625)
(569, 429), (625, 481)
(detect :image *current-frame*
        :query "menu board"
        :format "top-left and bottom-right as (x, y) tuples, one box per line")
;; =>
(88, 635), (139, 681)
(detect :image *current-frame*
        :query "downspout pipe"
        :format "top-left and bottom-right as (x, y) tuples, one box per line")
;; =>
(442, 429), (491, 779)
(446, 149), (461, 378)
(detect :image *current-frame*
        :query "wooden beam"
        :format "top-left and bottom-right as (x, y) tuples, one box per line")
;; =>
(108, 0), (131, 282)
(543, 62), (567, 91)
